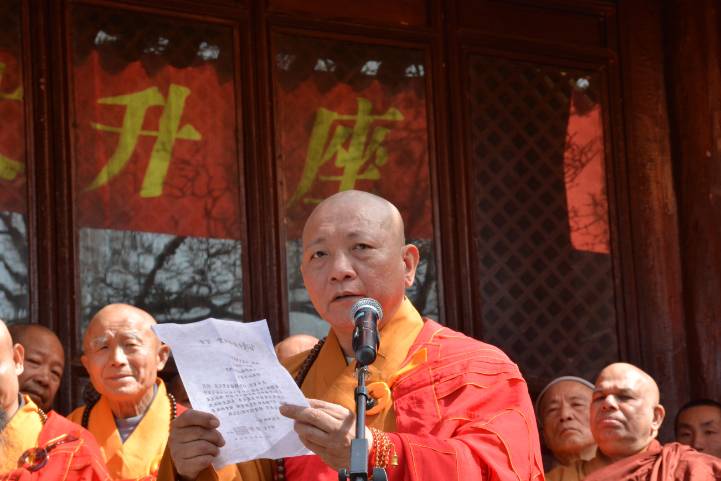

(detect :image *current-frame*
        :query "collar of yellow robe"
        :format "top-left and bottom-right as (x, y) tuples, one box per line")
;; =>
(84, 379), (171, 479)
(0, 395), (44, 473)
(296, 297), (425, 432)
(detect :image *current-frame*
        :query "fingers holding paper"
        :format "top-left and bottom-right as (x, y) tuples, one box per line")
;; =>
(280, 398), (373, 471)
(169, 409), (226, 480)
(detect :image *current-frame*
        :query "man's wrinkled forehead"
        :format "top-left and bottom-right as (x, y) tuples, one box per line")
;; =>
(84, 313), (155, 349)
(87, 329), (146, 349)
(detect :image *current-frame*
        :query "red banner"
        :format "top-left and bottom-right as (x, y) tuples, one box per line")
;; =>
(563, 91), (610, 254)
(276, 76), (432, 240)
(73, 51), (242, 240)
(0, 49), (26, 215)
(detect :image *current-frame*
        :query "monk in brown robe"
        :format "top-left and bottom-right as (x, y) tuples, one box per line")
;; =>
(583, 362), (721, 481)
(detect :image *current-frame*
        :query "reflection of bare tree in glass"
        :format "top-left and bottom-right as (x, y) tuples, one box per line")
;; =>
(564, 128), (609, 250)
(286, 237), (438, 339)
(79, 229), (242, 333)
(0, 212), (28, 324)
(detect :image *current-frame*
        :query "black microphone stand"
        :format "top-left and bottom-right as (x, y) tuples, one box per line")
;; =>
(337, 360), (387, 481)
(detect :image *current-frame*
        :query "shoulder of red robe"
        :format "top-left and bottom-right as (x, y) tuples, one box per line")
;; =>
(0, 411), (112, 481)
(387, 318), (544, 481)
(586, 441), (721, 481)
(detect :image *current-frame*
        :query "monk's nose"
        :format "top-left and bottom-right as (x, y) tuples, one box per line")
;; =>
(330, 253), (356, 282)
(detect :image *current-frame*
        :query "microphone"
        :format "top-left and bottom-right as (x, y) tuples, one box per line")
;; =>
(351, 298), (383, 366)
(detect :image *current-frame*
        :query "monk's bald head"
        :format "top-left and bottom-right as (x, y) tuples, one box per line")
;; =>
(275, 334), (320, 362)
(83, 303), (157, 352)
(0, 320), (24, 424)
(303, 190), (406, 249)
(81, 304), (169, 414)
(9, 324), (65, 411)
(590, 362), (665, 460)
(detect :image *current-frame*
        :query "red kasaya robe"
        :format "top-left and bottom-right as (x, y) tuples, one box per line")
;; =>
(0, 398), (112, 481)
(585, 440), (721, 481)
(283, 312), (545, 481)
(160, 299), (544, 481)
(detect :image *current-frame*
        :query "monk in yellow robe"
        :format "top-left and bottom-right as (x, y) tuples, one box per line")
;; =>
(0, 320), (111, 481)
(158, 190), (544, 481)
(68, 304), (183, 480)
(535, 376), (596, 481)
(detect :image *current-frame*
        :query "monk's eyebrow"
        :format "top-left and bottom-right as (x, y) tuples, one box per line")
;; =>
(88, 335), (109, 350)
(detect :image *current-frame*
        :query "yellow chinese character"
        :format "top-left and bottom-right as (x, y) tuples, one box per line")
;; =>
(0, 62), (23, 101)
(86, 84), (201, 197)
(0, 61), (24, 181)
(288, 97), (403, 207)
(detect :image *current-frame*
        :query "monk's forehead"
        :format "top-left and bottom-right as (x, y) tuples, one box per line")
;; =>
(85, 306), (155, 341)
(546, 380), (593, 400)
(596, 364), (656, 395)
(304, 196), (399, 242)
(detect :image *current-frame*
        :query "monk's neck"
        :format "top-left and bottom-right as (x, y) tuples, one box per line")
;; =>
(555, 444), (596, 466)
(107, 387), (156, 419)
(598, 441), (653, 464)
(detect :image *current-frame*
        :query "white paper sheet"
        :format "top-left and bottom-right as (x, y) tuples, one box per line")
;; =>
(153, 318), (311, 468)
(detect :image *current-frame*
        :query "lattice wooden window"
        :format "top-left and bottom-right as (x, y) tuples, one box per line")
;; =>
(465, 55), (618, 393)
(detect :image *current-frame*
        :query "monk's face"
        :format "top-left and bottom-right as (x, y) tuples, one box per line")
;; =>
(0, 323), (23, 425)
(676, 405), (721, 459)
(541, 381), (595, 460)
(301, 195), (418, 339)
(81, 306), (168, 404)
(17, 328), (65, 411)
(590, 364), (665, 459)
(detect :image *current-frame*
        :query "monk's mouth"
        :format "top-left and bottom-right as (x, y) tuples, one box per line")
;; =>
(333, 293), (361, 302)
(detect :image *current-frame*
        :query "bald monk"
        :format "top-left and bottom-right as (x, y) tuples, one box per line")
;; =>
(0, 320), (111, 480)
(274, 334), (320, 363)
(9, 324), (65, 412)
(67, 304), (186, 480)
(161, 190), (544, 481)
(536, 376), (596, 481)
(581, 362), (721, 480)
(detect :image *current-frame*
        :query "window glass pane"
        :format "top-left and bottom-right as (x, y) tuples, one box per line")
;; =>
(70, 6), (244, 335)
(0, 0), (29, 324)
(465, 56), (616, 392)
(272, 33), (438, 338)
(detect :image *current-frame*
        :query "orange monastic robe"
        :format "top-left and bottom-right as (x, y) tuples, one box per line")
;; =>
(68, 380), (186, 480)
(0, 396), (111, 481)
(159, 298), (545, 481)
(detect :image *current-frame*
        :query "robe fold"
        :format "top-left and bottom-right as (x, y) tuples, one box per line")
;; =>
(0, 396), (111, 481)
(68, 379), (186, 480)
(158, 299), (544, 481)
(585, 440), (721, 481)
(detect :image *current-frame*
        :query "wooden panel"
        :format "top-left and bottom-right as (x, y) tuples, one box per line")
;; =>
(267, 0), (430, 29)
(458, 1), (609, 48)
(665, 0), (721, 402)
(617, 0), (688, 442)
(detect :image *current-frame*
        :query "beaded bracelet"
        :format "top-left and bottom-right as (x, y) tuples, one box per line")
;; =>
(369, 427), (396, 470)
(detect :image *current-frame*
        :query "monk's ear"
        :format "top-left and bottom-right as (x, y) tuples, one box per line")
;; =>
(13, 343), (24, 376)
(651, 404), (666, 437)
(156, 343), (170, 371)
(401, 243), (420, 288)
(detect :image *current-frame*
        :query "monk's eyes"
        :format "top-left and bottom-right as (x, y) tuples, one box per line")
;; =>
(309, 250), (326, 260)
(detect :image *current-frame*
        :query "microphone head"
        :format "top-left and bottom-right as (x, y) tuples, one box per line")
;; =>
(350, 298), (383, 321)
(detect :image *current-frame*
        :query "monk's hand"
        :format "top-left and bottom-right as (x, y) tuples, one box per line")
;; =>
(168, 409), (225, 481)
(280, 399), (372, 471)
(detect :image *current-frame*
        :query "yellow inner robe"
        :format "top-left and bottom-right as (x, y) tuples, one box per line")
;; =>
(0, 395), (44, 473)
(194, 298), (425, 481)
(68, 379), (173, 480)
